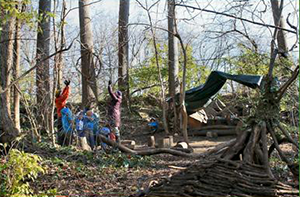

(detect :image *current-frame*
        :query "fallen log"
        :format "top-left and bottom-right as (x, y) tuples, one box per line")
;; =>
(96, 134), (199, 157)
(96, 134), (237, 158)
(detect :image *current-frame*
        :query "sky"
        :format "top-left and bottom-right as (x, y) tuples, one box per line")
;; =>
(50, 0), (299, 89)
(19, 0), (298, 101)
(61, 0), (299, 51)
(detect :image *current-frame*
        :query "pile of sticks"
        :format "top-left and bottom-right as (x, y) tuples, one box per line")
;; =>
(144, 157), (299, 197)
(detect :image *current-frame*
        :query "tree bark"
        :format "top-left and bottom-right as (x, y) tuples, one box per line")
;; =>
(79, 0), (98, 109)
(168, 0), (179, 133)
(270, 0), (288, 55)
(0, 12), (19, 144)
(176, 33), (189, 144)
(243, 124), (261, 163)
(179, 83), (189, 144)
(168, 0), (179, 96)
(13, 6), (23, 130)
(36, 0), (51, 134)
(118, 0), (130, 108)
(56, 0), (67, 90)
(1, 19), (15, 117)
(261, 122), (274, 178)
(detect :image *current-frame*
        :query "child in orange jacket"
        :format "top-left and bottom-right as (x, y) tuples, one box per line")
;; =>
(55, 80), (70, 144)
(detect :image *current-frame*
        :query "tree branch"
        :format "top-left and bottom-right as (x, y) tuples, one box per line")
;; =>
(267, 121), (291, 165)
(130, 84), (160, 96)
(277, 123), (299, 148)
(175, 3), (297, 34)
(286, 13), (298, 52)
(267, 49), (278, 83)
(277, 66), (299, 100)
(286, 13), (297, 31)
(260, 121), (274, 179)
(0, 37), (76, 94)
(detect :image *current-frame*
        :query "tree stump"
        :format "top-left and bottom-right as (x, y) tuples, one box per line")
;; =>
(148, 136), (155, 148)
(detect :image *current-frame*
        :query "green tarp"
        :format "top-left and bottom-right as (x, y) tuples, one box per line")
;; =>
(173, 71), (263, 114)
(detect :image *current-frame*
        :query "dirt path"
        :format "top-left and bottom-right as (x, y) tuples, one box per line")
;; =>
(126, 130), (235, 153)
(188, 136), (235, 153)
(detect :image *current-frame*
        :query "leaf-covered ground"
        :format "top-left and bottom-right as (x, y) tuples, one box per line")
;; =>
(22, 131), (297, 196)
(14, 101), (298, 196)
(24, 140), (200, 196)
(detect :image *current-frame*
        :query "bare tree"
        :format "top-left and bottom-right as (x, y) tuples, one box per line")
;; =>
(168, 0), (179, 96)
(49, 0), (68, 145)
(12, 3), (25, 130)
(36, 0), (51, 135)
(136, 0), (169, 134)
(54, 0), (67, 90)
(79, 0), (98, 108)
(168, 0), (180, 133)
(118, 0), (130, 108)
(175, 31), (189, 144)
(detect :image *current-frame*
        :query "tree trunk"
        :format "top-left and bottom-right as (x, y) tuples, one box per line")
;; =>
(36, 0), (51, 134)
(118, 0), (130, 108)
(179, 83), (189, 144)
(13, 7), (22, 130)
(79, 0), (98, 109)
(168, 0), (179, 133)
(270, 0), (288, 55)
(0, 13), (19, 144)
(57, 0), (67, 90)
(49, 0), (68, 146)
(176, 33), (189, 144)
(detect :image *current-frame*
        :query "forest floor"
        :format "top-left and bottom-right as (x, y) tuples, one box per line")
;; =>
(23, 123), (297, 196)
(25, 136), (233, 196)
(18, 101), (298, 196)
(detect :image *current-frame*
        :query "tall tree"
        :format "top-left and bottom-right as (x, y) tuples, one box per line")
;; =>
(12, 3), (24, 130)
(79, 0), (98, 108)
(36, 0), (51, 133)
(118, 0), (130, 107)
(54, 0), (67, 90)
(168, 0), (179, 96)
(0, 12), (19, 144)
(270, 0), (288, 55)
(168, 0), (179, 133)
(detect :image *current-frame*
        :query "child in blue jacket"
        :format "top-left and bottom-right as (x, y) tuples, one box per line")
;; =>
(58, 107), (73, 146)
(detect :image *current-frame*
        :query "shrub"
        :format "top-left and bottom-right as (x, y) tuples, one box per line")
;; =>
(0, 149), (46, 196)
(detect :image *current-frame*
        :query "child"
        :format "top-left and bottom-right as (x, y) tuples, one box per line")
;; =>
(99, 126), (111, 150)
(148, 117), (158, 133)
(75, 111), (84, 137)
(58, 107), (73, 146)
(75, 110), (91, 151)
(84, 110), (94, 150)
